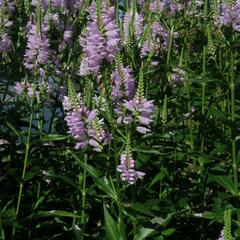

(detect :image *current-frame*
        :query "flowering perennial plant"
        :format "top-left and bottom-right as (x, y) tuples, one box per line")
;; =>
(2, 0), (240, 239)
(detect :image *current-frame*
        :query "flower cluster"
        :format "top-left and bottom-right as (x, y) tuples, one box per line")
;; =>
(111, 64), (135, 101)
(63, 95), (111, 151)
(0, 0), (15, 13)
(217, 230), (224, 240)
(124, 96), (154, 134)
(110, 61), (154, 135)
(24, 20), (50, 76)
(170, 67), (186, 86)
(123, 9), (143, 45)
(79, 1), (120, 76)
(0, 32), (10, 52)
(117, 152), (145, 184)
(65, 106), (89, 149)
(13, 80), (53, 100)
(219, 2), (240, 32)
(86, 109), (112, 152)
(150, 0), (183, 15)
(0, 1), (14, 52)
(141, 21), (179, 57)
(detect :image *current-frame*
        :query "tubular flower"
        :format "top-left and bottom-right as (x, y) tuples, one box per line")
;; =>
(217, 230), (224, 240)
(31, 0), (48, 11)
(64, 97), (111, 151)
(150, 0), (183, 14)
(138, 0), (145, 8)
(124, 96), (154, 134)
(0, 33), (10, 52)
(117, 152), (145, 184)
(111, 64), (135, 101)
(79, 22), (106, 75)
(24, 22), (50, 75)
(219, 2), (240, 32)
(79, 1), (120, 76)
(51, 0), (66, 10)
(13, 80), (53, 100)
(170, 67), (186, 86)
(141, 21), (178, 57)
(65, 106), (89, 149)
(0, 1), (14, 52)
(0, 0), (15, 13)
(123, 10), (143, 45)
(86, 110), (112, 152)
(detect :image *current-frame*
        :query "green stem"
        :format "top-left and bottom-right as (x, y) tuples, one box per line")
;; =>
(202, 46), (206, 116)
(159, 164), (164, 199)
(126, 0), (129, 11)
(113, 138), (126, 240)
(213, 0), (218, 20)
(162, 94), (167, 135)
(80, 154), (87, 240)
(0, 208), (4, 240)
(230, 51), (238, 193)
(201, 46), (206, 153)
(182, 45), (194, 150)
(13, 109), (34, 238)
(13, 75), (38, 238)
(186, 75), (194, 150)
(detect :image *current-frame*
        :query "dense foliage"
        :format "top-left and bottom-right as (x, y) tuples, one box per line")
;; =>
(0, 0), (240, 239)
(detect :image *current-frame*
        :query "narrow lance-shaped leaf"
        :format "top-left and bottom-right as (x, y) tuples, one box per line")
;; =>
(103, 203), (124, 240)
(70, 151), (118, 201)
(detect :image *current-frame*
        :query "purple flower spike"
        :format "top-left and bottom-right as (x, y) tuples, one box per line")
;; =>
(79, 1), (120, 76)
(150, 0), (183, 15)
(24, 22), (50, 73)
(117, 153), (145, 184)
(123, 10), (143, 45)
(111, 65), (135, 101)
(13, 82), (26, 96)
(219, 2), (240, 32)
(124, 97), (154, 134)
(64, 29), (73, 43)
(79, 22), (106, 75)
(65, 106), (88, 149)
(0, 33), (10, 52)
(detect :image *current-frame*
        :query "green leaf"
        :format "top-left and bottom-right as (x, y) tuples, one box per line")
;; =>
(70, 152), (118, 201)
(36, 210), (81, 218)
(103, 203), (123, 240)
(208, 175), (237, 195)
(132, 148), (160, 155)
(5, 121), (25, 144)
(45, 173), (79, 190)
(134, 214), (173, 240)
(202, 211), (218, 220)
(130, 203), (155, 217)
(149, 171), (166, 188)
(40, 134), (69, 141)
(5, 121), (21, 137)
(162, 228), (176, 236)
(134, 228), (155, 240)
(151, 214), (173, 226)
